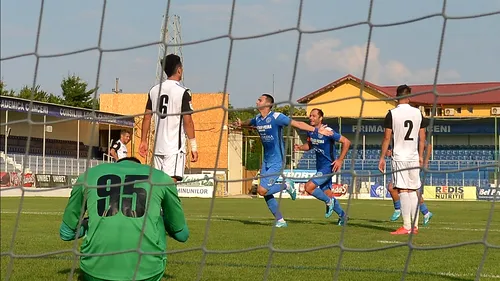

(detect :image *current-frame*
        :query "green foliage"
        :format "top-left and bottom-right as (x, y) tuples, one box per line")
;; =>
(61, 75), (99, 109)
(274, 104), (307, 116)
(1, 75), (98, 109)
(18, 85), (64, 104)
(0, 81), (16, 97)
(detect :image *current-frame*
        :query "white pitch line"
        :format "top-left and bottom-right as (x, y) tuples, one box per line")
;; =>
(377, 240), (403, 244)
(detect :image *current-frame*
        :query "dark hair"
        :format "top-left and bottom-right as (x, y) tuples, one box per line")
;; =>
(120, 129), (130, 135)
(396, 84), (411, 97)
(311, 108), (324, 118)
(117, 157), (141, 164)
(261, 94), (274, 105)
(162, 54), (182, 77)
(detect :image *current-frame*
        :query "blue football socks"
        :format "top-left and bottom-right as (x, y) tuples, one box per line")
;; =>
(264, 195), (283, 220)
(311, 188), (331, 204)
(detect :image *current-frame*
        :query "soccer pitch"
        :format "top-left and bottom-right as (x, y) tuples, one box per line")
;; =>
(1, 197), (499, 281)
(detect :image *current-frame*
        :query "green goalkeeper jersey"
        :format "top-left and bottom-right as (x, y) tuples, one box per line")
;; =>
(61, 160), (187, 281)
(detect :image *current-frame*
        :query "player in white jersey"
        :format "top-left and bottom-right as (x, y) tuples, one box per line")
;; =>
(387, 142), (433, 225)
(109, 129), (130, 161)
(378, 85), (429, 235)
(139, 54), (198, 182)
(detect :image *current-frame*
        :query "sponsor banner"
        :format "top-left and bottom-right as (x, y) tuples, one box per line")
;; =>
(423, 186), (477, 200)
(0, 172), (35, 188)
(476, 187), (500, 201)
(34, 174), (71, 188)
(68, 175), (79, 186)
(260, 182), (350, 199)
(177, 174), (214, 198)
(1, 96), (134, 126)
(370, 184), (391, 198)
(277, 169), (337, 183)
(298, 121), (499, 135)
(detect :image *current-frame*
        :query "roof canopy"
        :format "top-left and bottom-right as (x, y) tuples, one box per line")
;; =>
(1, 96), (134, 127)
(297, 74), (500, 106)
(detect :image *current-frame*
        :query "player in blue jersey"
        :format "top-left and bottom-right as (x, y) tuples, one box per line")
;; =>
(233, 94), (334, 228)
(294, 108), (351, 225)
(386, 142), (434, 225)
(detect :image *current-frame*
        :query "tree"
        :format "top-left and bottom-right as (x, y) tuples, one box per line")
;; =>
(0, 81), (16, 97)
(18, 85), (49, 101)
(274, 105), (307, 116)
(61, 75), (98, 109)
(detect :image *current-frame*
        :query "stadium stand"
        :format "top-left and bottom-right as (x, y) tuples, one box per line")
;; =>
(1, 135), (89, 158)
(296, 144), (495, 188)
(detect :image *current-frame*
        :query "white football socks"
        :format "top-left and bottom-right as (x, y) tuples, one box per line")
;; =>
(408, 191), (419, 230)
(399, 192), (411, 230)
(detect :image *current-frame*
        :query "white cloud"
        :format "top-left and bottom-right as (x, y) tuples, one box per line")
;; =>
(303, 38), (461, 85)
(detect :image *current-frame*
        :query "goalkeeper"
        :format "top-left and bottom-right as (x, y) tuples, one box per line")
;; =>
(59, 157), (189, 281)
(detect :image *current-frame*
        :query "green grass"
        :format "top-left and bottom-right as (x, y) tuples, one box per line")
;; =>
(1, 197), (499, 281)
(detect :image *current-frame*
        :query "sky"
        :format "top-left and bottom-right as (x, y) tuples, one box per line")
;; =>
(1, 0), (499, 108)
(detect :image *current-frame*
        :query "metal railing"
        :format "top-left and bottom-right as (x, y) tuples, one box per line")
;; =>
(9, 154), (104, 176)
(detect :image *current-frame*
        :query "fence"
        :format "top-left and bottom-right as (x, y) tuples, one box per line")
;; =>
(9, 154), (104, 176)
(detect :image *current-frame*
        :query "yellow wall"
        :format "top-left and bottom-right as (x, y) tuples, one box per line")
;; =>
(99, 92), (228, 170)
(4, 111), (100, 146)
(305, 80), (396, 118)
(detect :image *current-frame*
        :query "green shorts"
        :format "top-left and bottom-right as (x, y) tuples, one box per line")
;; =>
(81, 271), (164, 281)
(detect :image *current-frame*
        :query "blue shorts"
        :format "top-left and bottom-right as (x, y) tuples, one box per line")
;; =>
(260, 162), (282, 189)
(310, 167), (333, 191)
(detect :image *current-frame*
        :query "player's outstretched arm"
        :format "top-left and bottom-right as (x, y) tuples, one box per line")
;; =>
(294, 142), (311, 152)
(59, 177), (87, 241)
(289, 120), (333, 136)
(139, 95), (154, 157)
(231, 117), (254, 128)
(162, 176), (189, 242)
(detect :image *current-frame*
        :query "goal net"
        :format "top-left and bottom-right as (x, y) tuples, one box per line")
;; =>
(1, 1), (500, 281)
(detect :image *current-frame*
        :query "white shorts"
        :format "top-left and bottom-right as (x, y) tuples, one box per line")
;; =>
(154, 153), (186, 181)
(391, 160), (421, 190)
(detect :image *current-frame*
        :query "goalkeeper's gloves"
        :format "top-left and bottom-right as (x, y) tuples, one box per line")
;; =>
(78, 217), (89, 238)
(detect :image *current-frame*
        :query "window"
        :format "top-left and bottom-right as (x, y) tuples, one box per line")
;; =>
(425, 108), (431, 116)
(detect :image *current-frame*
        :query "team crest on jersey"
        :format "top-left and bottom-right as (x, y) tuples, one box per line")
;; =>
(268, 178), (275, 186)
(265, 117), (271, 123)
(318, 134), (323, 139)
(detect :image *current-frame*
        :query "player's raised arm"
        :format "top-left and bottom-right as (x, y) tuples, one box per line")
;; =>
(139, 95), (153, 157)
(379, 111), (393, 173)
(59, 176), (87, 241)
(290, 119), (333, 136)
(162, 175), (189, 242)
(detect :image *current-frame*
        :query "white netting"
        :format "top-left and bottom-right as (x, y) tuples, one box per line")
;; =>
(1, 0), (500, 281)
